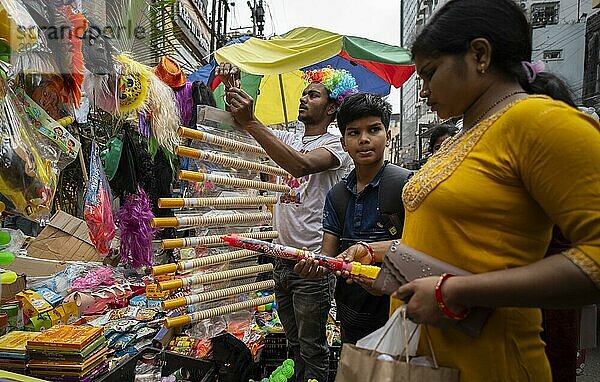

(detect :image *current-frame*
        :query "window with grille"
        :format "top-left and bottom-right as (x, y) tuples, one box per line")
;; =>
(531, 2), (560, 27)
(543, 49), (563, 60)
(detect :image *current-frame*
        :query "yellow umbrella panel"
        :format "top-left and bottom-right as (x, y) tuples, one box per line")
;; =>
(213, 70), (306, 127)
(255, 70), (305, 126)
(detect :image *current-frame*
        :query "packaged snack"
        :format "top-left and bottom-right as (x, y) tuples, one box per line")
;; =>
(15, 290), (53, 317)
(36, 287), (63, 307)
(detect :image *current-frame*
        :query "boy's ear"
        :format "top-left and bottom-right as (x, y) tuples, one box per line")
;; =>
(386, 129), (392, 145)
(340, 136), (348, 152)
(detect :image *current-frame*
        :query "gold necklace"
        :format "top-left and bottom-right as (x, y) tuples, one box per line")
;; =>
(464, 90), (527, 131)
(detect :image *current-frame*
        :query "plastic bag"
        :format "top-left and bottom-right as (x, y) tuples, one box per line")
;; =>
(0, 74), (59, 222)
(84, 140), (115, 255)
(355, 305), (420, 357)
(0, 0), (40, 53)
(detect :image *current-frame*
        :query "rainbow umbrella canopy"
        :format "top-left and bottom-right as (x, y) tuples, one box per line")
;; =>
(208, 27), (414, 126)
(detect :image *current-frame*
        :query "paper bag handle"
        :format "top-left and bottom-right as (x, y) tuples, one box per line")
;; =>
(399, 306), (440, 369)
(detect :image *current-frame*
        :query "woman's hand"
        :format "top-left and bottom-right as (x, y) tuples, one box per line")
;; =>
(336, 243), (372, 279)
(392, 276), (467, 327)
(352, 275), (383, 296)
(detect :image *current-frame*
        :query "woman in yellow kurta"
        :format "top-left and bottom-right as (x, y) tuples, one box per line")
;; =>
(338, 0), (600, 380)
(397, 94), (599, 381)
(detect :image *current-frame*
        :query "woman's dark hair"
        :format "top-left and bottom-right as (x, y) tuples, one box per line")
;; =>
(337, 92), (392, 135)
(428, 123), (455, 154)
(411, 0), (575, 107)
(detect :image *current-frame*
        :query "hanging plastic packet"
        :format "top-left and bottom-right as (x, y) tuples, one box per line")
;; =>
(84, 141), (115, 255)
(12, 87), (80, 170)
(0, 70), (59, 222)
(0, 0), (41, 55)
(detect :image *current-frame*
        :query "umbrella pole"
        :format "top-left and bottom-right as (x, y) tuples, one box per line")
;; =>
(278, 74), (290, 129)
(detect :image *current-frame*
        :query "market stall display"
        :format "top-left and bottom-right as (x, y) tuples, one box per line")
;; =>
(0, 1), (344, 377)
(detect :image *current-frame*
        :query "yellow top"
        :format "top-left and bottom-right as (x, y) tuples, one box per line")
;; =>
(401, 96), (600, 381)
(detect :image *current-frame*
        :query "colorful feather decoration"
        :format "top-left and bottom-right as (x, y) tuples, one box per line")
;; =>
(146, 73), (181, 152)
(64, 7), (87, 108)
(115, 187), (157, 268)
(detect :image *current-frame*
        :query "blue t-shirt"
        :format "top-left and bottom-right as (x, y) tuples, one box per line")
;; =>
(322, 162), (395, 343)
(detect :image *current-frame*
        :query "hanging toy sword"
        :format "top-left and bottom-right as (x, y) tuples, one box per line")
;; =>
(220, 234), (380, 279)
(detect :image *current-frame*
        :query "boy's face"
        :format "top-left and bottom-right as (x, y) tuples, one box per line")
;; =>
(341, 116), (390, 167)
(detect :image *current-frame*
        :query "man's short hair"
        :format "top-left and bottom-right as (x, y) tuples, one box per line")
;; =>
(336, 93), (392, 136)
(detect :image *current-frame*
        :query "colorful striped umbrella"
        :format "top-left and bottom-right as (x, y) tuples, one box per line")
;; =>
(207, 27), (414, 126)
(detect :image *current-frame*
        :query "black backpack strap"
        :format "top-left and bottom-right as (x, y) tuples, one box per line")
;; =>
(329, 181), (351, 232)
(378, 164), (413, 239)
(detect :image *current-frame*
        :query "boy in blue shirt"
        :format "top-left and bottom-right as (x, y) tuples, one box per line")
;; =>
(296, 93), (411, 344)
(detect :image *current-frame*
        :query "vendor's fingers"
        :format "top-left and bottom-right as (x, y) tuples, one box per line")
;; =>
(294, 259), (321, 278)
(227, 87), (252, 99)
(217, 62), (235, 74)
(309, 259), (323, 277)
(228, 96), (244, 108)
(228, 64), (240, 77)
(294, 259), (314, 278)
(294, 259), (309, 277)
(217, 63), (239, 87)
(341, 270), (350, 278)
(392, 282), (415, 300)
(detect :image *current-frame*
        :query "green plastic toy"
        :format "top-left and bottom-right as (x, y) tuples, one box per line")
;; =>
(269, 359), (295, 382)
(0, 231), (10, 246)
(0, 251), (14, 265)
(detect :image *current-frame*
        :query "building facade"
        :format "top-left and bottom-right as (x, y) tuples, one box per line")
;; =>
(150, 0), (212, 71)
(392, 0), (594, 167)
(529, 0), (592, 103)
(583, 3), (600, 108)
(393, 0), (443, 168)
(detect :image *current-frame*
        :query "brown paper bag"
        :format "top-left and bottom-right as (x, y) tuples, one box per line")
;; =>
(335, 308), (460, 382)
(335, 344), (460, 382)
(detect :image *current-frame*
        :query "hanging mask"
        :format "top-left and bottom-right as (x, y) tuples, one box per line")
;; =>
(82, 25), (115, 75)
(28, 73), (67, 121)
(119, 72), (147, 113)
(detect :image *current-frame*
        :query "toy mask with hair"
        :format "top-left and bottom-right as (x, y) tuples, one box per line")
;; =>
(302, 67), (358, 106)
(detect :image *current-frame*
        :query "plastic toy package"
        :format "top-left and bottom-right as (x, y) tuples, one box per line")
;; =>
(0, 0), (41, 53)
(0, 74), (59, 222)
(84, 141), (115, 255)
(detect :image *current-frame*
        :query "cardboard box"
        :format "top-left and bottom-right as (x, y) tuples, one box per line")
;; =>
(5, 256), (67, 278)
(15, 290), (53, 318)
(0, 273), (26, 303)
(57, 301), (79, 324)
(25, 210), (103, 262)
(35, 287), (63, 307)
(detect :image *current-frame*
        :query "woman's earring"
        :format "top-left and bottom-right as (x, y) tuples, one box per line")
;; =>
(478, 64), (486, 75)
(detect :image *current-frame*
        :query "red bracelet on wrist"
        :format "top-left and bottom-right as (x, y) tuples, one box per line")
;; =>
(435, 273), (469, 320)
(356, 241), (376, 265)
